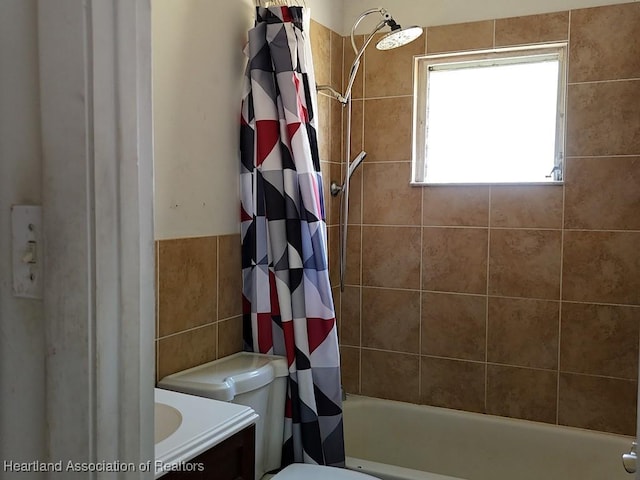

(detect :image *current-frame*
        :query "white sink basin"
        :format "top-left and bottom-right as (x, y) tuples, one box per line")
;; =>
(155, 402), (182, 444)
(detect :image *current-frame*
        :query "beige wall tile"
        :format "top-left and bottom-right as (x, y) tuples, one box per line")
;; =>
(365, 31), (424, 98)
(489, 229), (561, 300)
(495, 12), (569, 46)
(345, 225), (362, 286)
(328, 225), (340, 287)
(158, 237), (217, 337)
(487, 365), (557, 424)
(487, 297), (559, 369)
(427, 20), (494, 53)
(564, 157), (640, 230)
(218, 316), (243, 359)
(562, 231), (640, 305)
(490, 185), (563, 229)
(330, 30), (343, 91)
(363, 97), (413, 162)
(423, 186), (489, 227)
(567, 80), (640, 157)
(346, 161), (362, 225)
(558, 373), (637, 435)
(362, 226), (421, 289)
(362, 288), (420, 353)
(157, 325), (217, 380)
(569, 3), (640, 83)
(421, 357), (485, 413)
(362, 162), (421, 225)
(560, 302), (639, 379)
(422, 293), (486, 361)
(310, 20), (330, 86)
(340, 286), (361, 346)
(344, 35), (364, 100)
(218, 234), (242, 321)
(361, 349), (419, 403)
(340, 346), (360, 394)
(423, 227), (488, 294)
(330, 100), (343, 163)
(317, 94), (331, 162)
(347, 99), (364, 161)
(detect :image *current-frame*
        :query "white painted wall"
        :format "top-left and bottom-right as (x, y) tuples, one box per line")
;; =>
(343, 0), (639, 34)
(152, 0), (343, 240)
(0, 1), (46, 476)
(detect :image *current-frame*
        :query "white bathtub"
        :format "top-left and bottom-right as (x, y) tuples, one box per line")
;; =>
(343, 395), (633, 480)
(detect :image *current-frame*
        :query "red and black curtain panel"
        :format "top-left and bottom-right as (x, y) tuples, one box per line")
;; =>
(240, 5), (345, 468)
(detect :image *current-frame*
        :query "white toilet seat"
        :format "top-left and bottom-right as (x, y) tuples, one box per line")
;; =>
(270, 463), (379, 479)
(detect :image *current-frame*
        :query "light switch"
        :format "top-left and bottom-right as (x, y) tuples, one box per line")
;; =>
(11, 205), (43, 299)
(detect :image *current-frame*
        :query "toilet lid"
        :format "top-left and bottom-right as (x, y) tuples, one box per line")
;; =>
(271, 464), (379, 480)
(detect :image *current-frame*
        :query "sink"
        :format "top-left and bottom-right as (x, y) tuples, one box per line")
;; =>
(155, 402), (182, 444)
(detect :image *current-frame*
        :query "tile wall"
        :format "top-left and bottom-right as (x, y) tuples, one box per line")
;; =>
(336, 3), (640, 436)
(155, 235), (244, 381)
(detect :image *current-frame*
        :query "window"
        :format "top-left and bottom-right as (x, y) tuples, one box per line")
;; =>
(412, 43), (567, 184)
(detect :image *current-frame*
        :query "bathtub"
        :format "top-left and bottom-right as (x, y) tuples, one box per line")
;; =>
(343, 395), (633, 480)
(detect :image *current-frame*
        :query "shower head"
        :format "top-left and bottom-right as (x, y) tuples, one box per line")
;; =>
(376, 25), (423, 50)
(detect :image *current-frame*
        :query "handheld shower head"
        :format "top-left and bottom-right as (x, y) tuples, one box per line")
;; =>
(376, 25), (423, 50)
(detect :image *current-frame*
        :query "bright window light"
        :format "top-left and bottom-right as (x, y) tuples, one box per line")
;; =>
(412, 44), (567, 184)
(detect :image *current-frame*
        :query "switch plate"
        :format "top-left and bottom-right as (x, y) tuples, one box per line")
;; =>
(11, 205), (43, 299)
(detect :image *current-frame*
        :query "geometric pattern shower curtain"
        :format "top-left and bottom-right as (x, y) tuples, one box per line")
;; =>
(239, 5), (345, 468)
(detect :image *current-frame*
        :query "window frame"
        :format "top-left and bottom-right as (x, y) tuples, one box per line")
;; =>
(411, 42), (568, 185)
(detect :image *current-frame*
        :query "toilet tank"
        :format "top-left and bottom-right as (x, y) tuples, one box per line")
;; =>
(158, 352), (289, 479)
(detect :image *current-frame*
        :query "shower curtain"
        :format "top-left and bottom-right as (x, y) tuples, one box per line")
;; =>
(239, 5), (345, 468)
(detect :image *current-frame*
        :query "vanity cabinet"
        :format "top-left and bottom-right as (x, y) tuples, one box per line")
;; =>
(162, 424), (255, 480)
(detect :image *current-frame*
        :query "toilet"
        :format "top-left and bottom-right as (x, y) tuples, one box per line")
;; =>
(158, 352), (377, 480)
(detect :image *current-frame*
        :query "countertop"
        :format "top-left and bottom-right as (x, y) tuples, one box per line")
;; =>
(154, 387), (258, 478)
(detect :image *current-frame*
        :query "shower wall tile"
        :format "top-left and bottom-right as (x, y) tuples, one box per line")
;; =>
(422, 227), (488, 294)
(489, 229), (562, 300)
(566, 80), (640, 157)
(157, 324), (217, 380)
(569, 2), (640, 83)
(365, 31), (425, 98)
(495, 11), (569, 46)
(562, 231), (640, 305)
(420, 357), (485, 413)
(423, 186), (489, 227)
(558, 373), (637, 435)
(310, 20), (330, 86)
(327, 161), (342, 226)
(487, 365), (557, 424)
(560, 302), (639, 379)
(347, 161), (363, 225)
(330, 101), (343, 163)
(340, 346), (360, 394)
(422, 292), (486, 361)
(337, 3), (640, 436)
(362, 226), (421, 289)
(363, 97), (413, 162)
(426, 20), (494, 54)
(330, 29), (343, 92)
(317, 94), (332, 162)
(361, 349), (420, 403)
(158, 236), (217, 337)
(340, 286), (361, 346)
(362, 288), (420, 353)
(328, 225), (340, 287)
(347, 99), (364, 160)
(564, 156), (640, 231)
(362, 162), (422, 226)
(487, 297), (559, 370)
(344, 35), (365, 100)
(218, 234), (242, 320)
(345, 225), (362, 285)
(489, 186), (563, 229)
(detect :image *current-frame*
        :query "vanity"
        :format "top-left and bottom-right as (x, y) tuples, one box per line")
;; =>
(155, 388), (258, 479)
